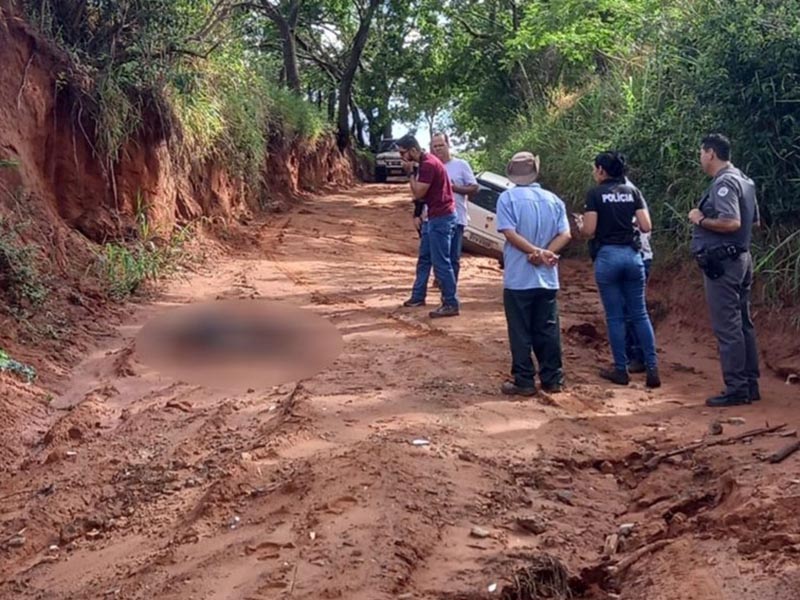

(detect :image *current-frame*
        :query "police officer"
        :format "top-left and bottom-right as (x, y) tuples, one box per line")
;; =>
(688, 134), (761, 407)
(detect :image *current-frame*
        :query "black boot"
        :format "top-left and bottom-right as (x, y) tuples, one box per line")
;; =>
(706, 392), (750, 407)
(599, 368), (629, 386)
(645, 367), (661, 389)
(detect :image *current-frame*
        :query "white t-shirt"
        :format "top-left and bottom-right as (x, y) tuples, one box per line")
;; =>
(445, 158), (478, 227)
(626, 180), (652, 261)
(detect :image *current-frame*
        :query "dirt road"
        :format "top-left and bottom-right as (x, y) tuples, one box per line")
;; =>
(1, 185), (799, 599)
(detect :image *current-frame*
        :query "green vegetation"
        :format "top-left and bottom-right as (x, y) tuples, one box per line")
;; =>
(95, 197), (191, 300)
(15, 0), (800, 308)
(0, 348), (37, 382)
(405, 0), (800, 308)
(0, 216), (48, 309)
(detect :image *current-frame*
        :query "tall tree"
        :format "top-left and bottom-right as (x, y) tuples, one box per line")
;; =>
(259, 0), (303, 93)
(336, 0), (382, 149)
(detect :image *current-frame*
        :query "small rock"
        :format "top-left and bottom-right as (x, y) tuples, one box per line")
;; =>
(555, 490), (574, 505)
(397, 594), (414, 600)
(668, 512), (688, 535)
(60, 521), (84, 544)
(709, 420), (723, 436)
(779, 430), (798, 438)
(65, 451), (78, 457)
(411, 439), (430, 446)
(725, 417), (746, 426)
(598, 461), (615, 474)
(603, 533), (619, 557)
(228, 515), (241, 529)
(470, 526), (491, 539)
(309, 531), (317, 541)
(7, 535), (26, 548)
(49, 544), (59, 552)
(85, 529), (102, 540)
(618, 523), (636, 536)
(554, 474), (572, 485)
(488, 583), (498, 593)
(516, 515), (548, 535)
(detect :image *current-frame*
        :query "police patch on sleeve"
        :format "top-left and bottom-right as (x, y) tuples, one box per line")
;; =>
(717, 186), (730, 197)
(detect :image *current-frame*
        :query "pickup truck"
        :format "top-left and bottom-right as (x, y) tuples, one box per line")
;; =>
(374, 139), (408, 182)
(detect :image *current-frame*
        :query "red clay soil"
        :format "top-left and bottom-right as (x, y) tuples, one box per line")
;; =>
(1, 184), (799, 600)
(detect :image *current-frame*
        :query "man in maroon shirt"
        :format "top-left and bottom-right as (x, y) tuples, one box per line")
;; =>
(397, 134), (460, 317)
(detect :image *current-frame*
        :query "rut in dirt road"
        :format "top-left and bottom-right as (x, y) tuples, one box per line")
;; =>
(1, 185), (799, 600)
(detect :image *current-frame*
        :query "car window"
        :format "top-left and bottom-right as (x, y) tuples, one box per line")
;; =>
(471, 187), (499, 214)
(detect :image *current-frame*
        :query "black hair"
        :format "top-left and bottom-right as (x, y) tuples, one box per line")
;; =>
(701, 133), (731, 161)
(396, 133), (421, 152)
(594, 150), (627, 178)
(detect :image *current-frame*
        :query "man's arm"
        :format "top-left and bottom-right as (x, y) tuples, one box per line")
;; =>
(409, 176), (431, 200)
(689, 179), (742, 233)
(501, 229), (543, 255)
(547, 231), (571, 255)
(548, 202), (572, 255)
(452, 182), (479, 195)
(452, 159), (480, 196)
(688, 211), (741, 232)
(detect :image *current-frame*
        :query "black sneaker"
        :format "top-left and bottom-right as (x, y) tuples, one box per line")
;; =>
(645, 367), (661, 389)
(429, 304), (459, 318)
(628, 359), (646, 374)
(501, 381), (537, 397)
(705, 392), (751, 407)
(402, 298), (426, 307)
(599, 368), (630, 385)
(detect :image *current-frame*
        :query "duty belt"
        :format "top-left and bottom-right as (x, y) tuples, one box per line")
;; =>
(696, 244), (747, 261)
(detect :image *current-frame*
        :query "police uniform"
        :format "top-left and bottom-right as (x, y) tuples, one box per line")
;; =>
(691, 166), (760, 402)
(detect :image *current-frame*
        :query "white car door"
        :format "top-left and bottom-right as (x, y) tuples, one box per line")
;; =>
(463, 171), (514, 257)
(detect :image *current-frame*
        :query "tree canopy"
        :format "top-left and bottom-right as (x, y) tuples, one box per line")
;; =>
(22, 0), (800, 304)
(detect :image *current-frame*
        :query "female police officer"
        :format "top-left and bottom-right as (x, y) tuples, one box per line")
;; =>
(576, 151), (661, 388)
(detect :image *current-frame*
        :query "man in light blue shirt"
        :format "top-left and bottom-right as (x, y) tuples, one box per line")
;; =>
(497, 152), (571, 396)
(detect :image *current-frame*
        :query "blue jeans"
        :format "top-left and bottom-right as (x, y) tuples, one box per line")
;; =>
(451, 225), (465, 282)
(594, 245), (657, 371)
(624, 258), (652, 365)
(411, 222), (432, 301)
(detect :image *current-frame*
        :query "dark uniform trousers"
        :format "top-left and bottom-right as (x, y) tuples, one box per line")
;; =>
(703, 252), (760, 396)
(503, 288), (564, 388)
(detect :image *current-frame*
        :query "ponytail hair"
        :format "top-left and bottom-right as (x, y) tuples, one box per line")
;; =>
(594, 150), (627, 178)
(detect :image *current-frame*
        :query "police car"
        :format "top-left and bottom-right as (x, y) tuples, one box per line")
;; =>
(462, 171), (514, 259)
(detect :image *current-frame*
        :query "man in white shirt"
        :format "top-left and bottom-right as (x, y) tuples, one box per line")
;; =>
(431, 132), (479, 283)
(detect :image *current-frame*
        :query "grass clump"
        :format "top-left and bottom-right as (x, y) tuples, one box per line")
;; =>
(95, 198), (191, 301)
(0, 217), (48, 310)
(0, 348), (37, 383)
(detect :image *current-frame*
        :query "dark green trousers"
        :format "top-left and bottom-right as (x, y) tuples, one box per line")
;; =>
(503, 288), (564, 388)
